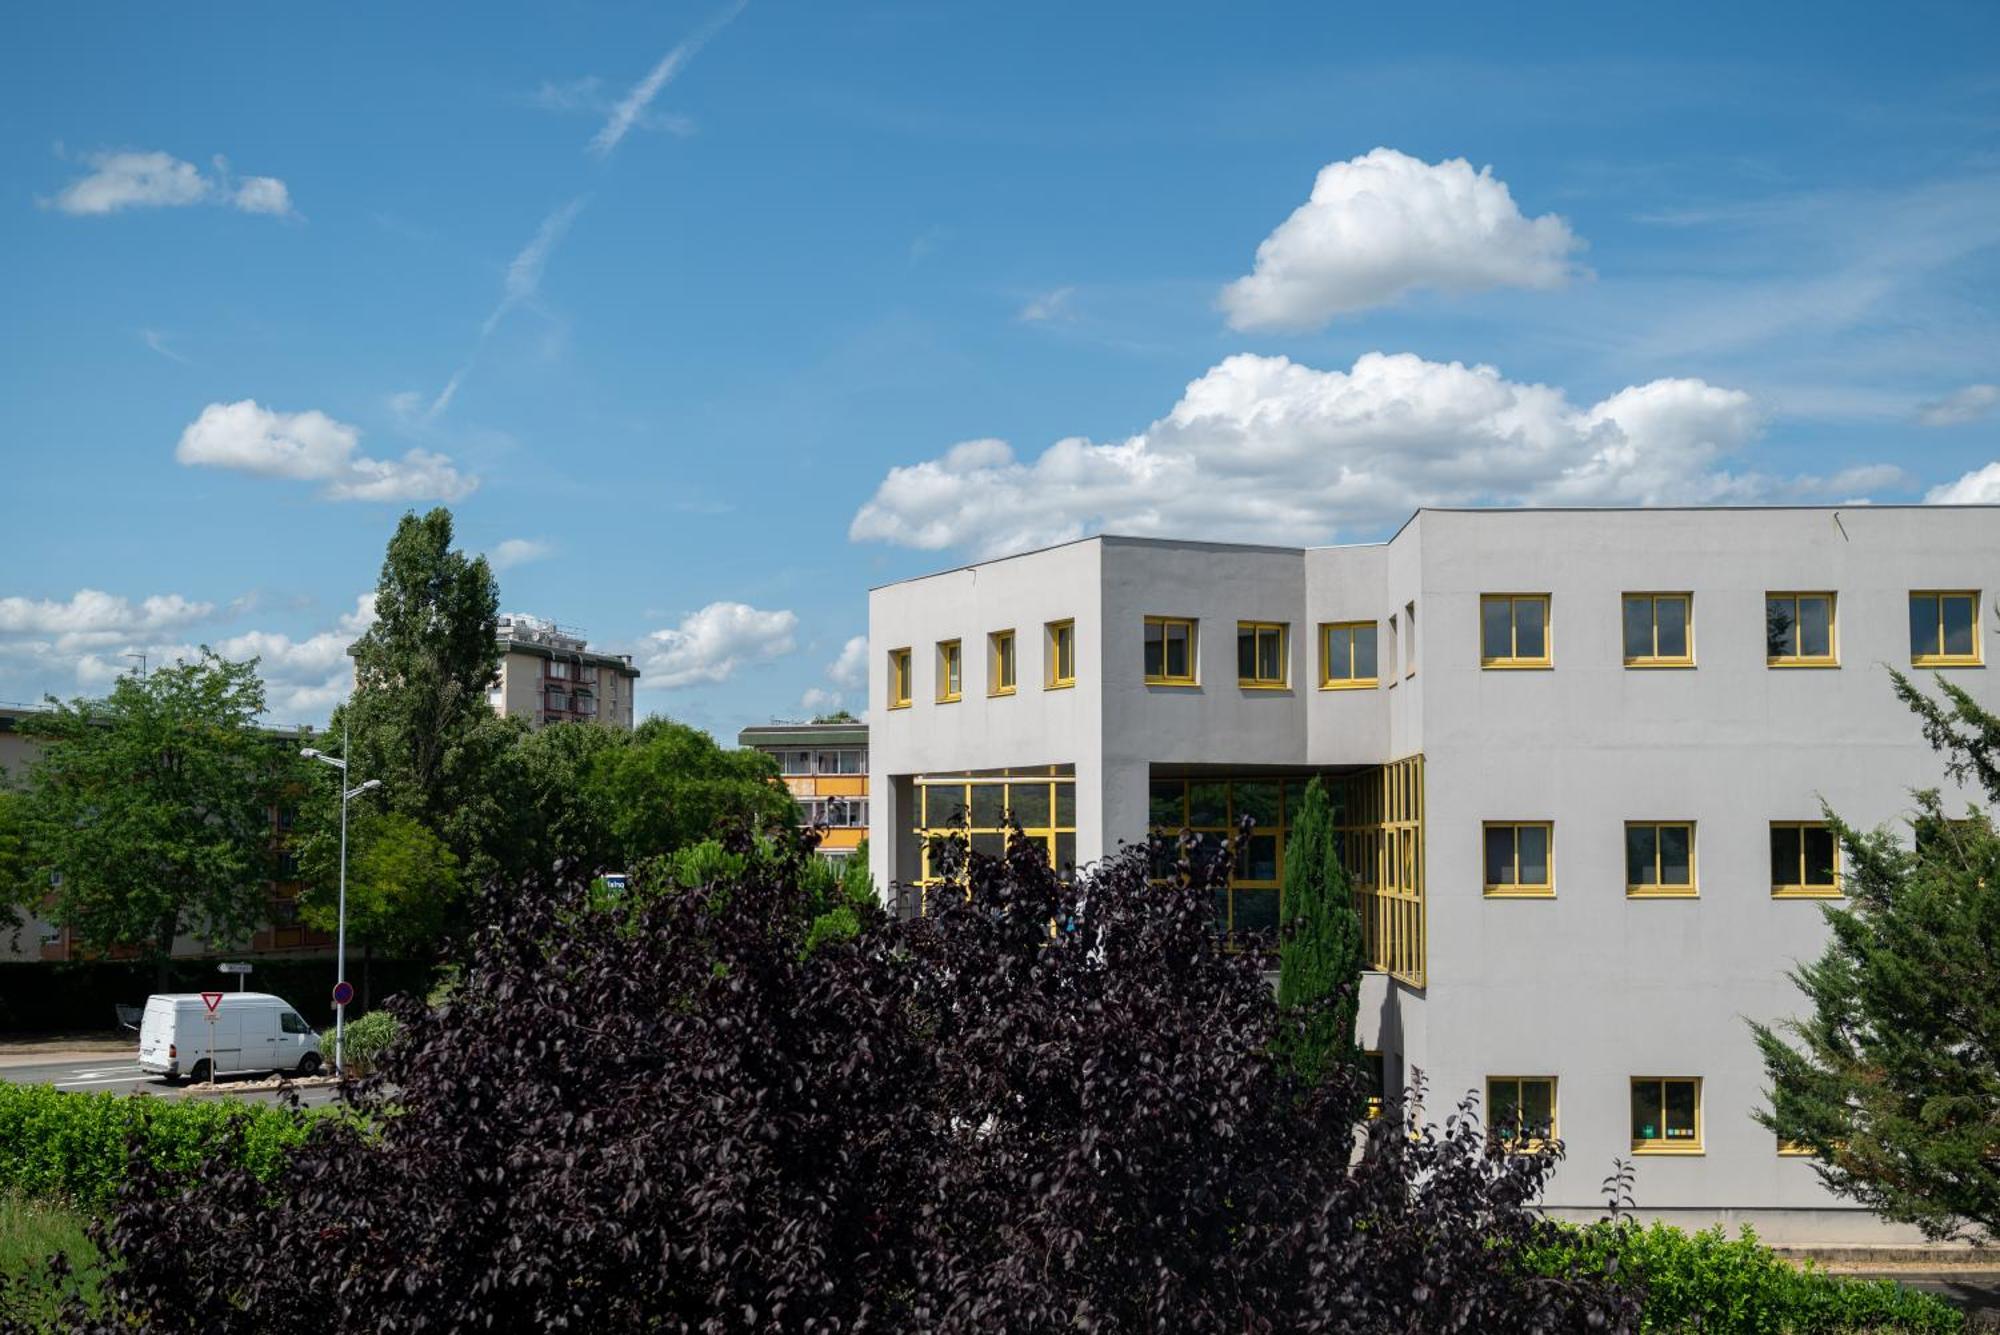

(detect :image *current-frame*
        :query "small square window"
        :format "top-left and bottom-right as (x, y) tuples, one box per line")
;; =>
(1143, 617), (1198, 685)
(1483, 822), (1553, 897)
(1623, 593), (1693, 667)
(1771, 822), (1841, 897)
(1909, 591), (1982, 667)
(1631, 1077), (1702, 1153)
(888, 648), (912, 710)
(1480, 594), (1551, 668)
(1487, 1076), (1556, 1148)
(1237, 621), (1289, 688)
(1625, 822), (1697, 897)
(1766, 592), (1838, 666)
(1319, 620), (1379, 689)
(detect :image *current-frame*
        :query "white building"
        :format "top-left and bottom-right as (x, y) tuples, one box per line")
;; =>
(867, 505), (1999, 1244)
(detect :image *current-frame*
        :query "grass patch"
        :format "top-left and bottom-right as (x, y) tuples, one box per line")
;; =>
(0, 1194), (106, 1329)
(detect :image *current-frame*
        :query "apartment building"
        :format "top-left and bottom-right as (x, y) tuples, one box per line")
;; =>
(867, 505), (1999, 1244)
(738, 720), (869, 866)
(491, 613), (640, 729)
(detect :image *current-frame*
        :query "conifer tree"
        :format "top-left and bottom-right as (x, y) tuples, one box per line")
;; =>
(1277, 776), (1366, 1112)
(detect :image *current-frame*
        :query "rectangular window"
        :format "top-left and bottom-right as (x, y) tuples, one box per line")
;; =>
(1487, 1076), (1556, 1147)
(1625, 822), (1697, 897)
(1910, 591), (1981, 666)
(1480, 594), (1551, 668)
(1771, 821), (1841, 897)
(936, 640), (962, 703)
(1766, 592), (1837, 666)
(1143, 616), (1198, 685)
(1404, 601), (1417, 679)
(888, 647), (912, 709)
(1623, 593), (1693, 667)
(1482, 821), (1553, 897)
(1631, 1077), (1702, 1153)
(989, 629), (1016, 696)
(1319, 621), (1379, 689)
(1362, 1050), (1386, 1120)
(1045, 620), (1075, 689)
(1237, 621), (1289, 687)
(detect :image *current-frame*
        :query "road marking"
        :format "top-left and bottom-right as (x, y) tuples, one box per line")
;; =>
(54, 1077), (149, 1089)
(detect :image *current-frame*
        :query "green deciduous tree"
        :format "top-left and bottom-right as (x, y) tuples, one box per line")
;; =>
(586, 716), (796, 867)
(506, 720), (623, 878)
(1753, 670), (2000, 1241)
(1276, 777), (1366, 1109)
(298, 808), (461, 962)
(340, 508), (507, 879)
(11, 654), (279, 979)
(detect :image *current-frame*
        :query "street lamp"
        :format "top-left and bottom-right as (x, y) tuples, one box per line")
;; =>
(301, 726), (381, 1077)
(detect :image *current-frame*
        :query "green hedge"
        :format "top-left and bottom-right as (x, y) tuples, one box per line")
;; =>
(0, 958), (436, 1032)
(1533, 1221), (1963, 1334)
(0, 1084), (323, 1209)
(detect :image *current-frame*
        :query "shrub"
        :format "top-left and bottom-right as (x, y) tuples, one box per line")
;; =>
(334, 1009), (401, 1076)
(71, 826), (1640, 1332)
(0, 1084), (321, 1210)
(1533, 1221), (1963, 1333)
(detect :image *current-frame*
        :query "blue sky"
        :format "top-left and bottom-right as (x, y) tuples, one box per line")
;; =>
(4, 2), (1997, 737)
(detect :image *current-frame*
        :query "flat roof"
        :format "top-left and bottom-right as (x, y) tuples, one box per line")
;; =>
(739, 722), (868, 748)
(872, 502), (2000, 591)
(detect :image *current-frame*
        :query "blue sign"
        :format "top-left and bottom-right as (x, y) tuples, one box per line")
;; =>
(332, 980), (355, 1007)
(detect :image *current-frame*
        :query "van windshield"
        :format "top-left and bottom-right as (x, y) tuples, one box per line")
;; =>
(280, 1012), (312, 1035)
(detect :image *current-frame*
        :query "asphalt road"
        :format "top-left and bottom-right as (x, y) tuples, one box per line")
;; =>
(0, 1054), (345, 1107)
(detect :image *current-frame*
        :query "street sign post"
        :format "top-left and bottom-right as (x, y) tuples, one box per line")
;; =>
(332, 980), (354, 1007)
(218, 962), (252, 992)
(200, 991), (224, 1085)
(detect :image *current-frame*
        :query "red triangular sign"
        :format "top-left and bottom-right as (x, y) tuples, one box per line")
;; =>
(201, 991), (225, 1014)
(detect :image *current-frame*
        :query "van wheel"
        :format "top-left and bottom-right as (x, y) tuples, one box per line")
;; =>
(295, 1053), (322, 1077)
(188, 1060), (212, 1085)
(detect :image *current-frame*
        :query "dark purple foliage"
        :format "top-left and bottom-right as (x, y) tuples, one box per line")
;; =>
(48, 828), (1637, 1332)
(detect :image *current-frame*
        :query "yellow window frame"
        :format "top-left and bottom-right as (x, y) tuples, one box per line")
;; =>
(1631, 1076), (1703, 1154)
(988, 629), (1016, 696)
(1318, 620), (1379, 690)
(1623, 592), (1694, 668)
(1480, 593), (1552, 669)
(1482, 821), (1554, 898)
(1045, 619), (1075, 690)
(1778, 1136), (1815, 1157)
(1771, 820), (1842, 898)
(1143, 616), (1199, 686)
(1910, 590), (1982, 667)
(1625, 821), (1698, 898)
(1486, 1075), (1557, 1150)
(1237, 620), (1290, 688)
(887, 647), (912, 710)
(1766, 591), (1838, 667)
(935, 639), (962, 703)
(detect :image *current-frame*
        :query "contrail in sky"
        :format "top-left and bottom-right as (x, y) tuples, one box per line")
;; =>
(590, 0), (748, 158)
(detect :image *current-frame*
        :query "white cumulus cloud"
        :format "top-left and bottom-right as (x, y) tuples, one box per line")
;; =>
(1220, 148), (1582, 330)
(826, 635), (867, 688)
(850, 351), (1913, 561)
(800, 687), (842, 712)
(491, 539), (553, 571)
(175, 400), (477, 503)
(1917, 384), (2000, 428)
(1926, 462), (2000, 505)
(641, 602), (798, 689)
(43, 149), (296, 218)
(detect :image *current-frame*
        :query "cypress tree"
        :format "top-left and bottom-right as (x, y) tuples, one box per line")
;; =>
(1277, 776), (1367, 1112)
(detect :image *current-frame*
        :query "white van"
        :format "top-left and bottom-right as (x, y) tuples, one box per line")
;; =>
(137, 992), (324, 1083)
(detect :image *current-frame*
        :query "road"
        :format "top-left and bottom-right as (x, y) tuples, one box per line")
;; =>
(0, 1054), (345, 1107)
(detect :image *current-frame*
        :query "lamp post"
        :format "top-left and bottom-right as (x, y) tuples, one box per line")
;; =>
(301, 725), (381, 1077)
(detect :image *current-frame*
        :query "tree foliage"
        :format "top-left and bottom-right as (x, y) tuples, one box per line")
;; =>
(1753, 668), (2000, 1241)
(297, 808), (461, 960)
(1275, 777), (1365, 1104)
(68, 827), (1637, 1332)
(9, 654), (278, 967)
(587, 715), (797, 868)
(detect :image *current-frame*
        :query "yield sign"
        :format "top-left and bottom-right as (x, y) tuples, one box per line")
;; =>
(200, 991), (225, 1014)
